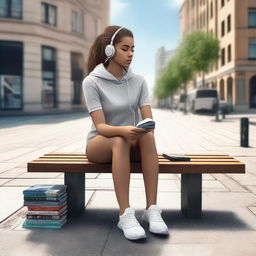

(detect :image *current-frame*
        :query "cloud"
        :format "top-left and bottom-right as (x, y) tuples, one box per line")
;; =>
(110, 0), (129, 20)
(166, 0), (184, 8)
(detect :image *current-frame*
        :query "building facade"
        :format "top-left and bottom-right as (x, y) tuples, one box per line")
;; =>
(0, 0), (109, 114)
(180, 0), (256, 111)
(153, 46), (176, 108)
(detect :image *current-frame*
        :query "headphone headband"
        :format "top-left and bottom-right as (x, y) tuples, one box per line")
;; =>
(110, 27), (124, 45)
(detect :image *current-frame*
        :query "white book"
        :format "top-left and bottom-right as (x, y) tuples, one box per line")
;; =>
(136, 118), (154, 127)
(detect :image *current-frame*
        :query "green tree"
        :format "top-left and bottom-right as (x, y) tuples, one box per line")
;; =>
(154, 30), (220, 114)
(182, 30), (220, 88)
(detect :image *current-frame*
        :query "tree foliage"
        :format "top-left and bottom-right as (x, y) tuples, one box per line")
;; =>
(153, 30), (220, 98)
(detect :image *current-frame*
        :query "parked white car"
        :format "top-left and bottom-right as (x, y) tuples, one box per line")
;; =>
(187, 88), (218, 113)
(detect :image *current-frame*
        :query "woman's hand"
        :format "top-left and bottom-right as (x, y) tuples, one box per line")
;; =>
(120, 126), (148, 142)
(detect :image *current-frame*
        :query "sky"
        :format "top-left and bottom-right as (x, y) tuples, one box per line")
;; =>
(110, 0), (184, 97)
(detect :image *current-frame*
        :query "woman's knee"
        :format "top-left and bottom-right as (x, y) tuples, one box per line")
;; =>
(138, 131), (154, 141)
(111, 136), (131, 149)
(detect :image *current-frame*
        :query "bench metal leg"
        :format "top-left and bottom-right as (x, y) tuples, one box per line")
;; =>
(64, 172), (85, 218)
(181, 173), (202, 218)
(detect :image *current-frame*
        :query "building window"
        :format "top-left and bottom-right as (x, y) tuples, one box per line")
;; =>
(71, 10), (84, 34)
(41, 2), (57, 26)
(71, 52), (83, 105)
(237, 79), (244, 104)
(221, 48), (225, 66)
(221, 0), (224, 8)
(248, 39), (256, 59)
(227, 44), (231, 62)
(221, 20), (225, 36)
(41, 46), (57, 108)
(248, 8), (256, 28)
(0, 0), (22, 19)
(94, 18), (100, 36)
(0, 41), (23, 110)
(210, 1), (213, 19)
(227, 14), (231, 32)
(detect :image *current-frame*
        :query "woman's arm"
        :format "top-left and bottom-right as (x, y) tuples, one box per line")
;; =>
(140, 105), (154, 135)
(90, 109), (124, 137)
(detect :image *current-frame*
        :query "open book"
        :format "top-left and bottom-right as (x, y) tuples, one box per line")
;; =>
(136, 118), (155, 131)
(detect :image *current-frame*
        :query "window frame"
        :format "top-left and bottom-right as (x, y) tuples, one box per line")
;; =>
(248, 39), (256, 60)
(41, 2), (57, 27)
(248, 8), (256, 28)
(0, 0), (22, 19)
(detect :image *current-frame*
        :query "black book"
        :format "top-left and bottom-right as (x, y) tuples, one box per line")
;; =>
(162, 153), (191, 162)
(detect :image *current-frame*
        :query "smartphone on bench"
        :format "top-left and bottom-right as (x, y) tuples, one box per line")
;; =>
(162, 153), (191, 162)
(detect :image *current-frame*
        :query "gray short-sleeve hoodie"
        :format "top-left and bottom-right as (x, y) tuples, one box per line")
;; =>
(82, 63), (150, 151)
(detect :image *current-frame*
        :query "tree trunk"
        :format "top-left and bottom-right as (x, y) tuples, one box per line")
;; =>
(202, 72), (205, 88)
(183, 83), (187, 114)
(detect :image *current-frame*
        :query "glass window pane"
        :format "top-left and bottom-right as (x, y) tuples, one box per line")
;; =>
(49, 5), (56, 25)
(71, 11), (75, 31)
(0, 75), (22, 109)
(41, 3), (46, 22)
(249, 12), (256, 27)
(237, 79), (244, 104)
(42, 71), (54, 80)
(78, 13), (84, 33)
(249, 44), (256, 58)
(11, 0), (22, 18)
(43, 47), (55, 61)
(42, 81), (54, 108)
(0, 0), (7, 17)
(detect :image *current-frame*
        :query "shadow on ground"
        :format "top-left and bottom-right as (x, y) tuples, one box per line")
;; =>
(14, 208), (253, 256)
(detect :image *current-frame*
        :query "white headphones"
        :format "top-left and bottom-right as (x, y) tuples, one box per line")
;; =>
(104, 27), (124, 63)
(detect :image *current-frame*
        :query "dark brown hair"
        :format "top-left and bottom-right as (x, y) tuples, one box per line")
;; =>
(87, 25), (133, 74)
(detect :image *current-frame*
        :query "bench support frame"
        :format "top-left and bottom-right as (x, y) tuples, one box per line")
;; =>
(181, 173), (202, 218)
(64, 172), (85, 217)
(64, 172), (202, 218)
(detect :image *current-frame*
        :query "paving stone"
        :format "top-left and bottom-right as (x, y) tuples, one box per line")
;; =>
(0, 168), (26, 178)
(2, 178), (64, 186)
(0, 179), (12, 186)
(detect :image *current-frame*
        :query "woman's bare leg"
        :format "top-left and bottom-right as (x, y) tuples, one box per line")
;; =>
(86, 135), (135, 215)
(136, 132), (159, 209)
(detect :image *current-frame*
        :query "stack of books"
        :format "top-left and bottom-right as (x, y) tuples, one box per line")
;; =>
(22, 184), (68, 229)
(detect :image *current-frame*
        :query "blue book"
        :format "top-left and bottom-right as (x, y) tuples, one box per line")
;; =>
(23, 185), (67, 196)
(24, 191), (67, 200)
(22, 219), (67, 229)
(24, 199), (66, 207)
(25, 215), (66, 225)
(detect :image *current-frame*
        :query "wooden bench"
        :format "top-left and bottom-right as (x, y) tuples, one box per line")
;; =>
(27, 153), (245, 219)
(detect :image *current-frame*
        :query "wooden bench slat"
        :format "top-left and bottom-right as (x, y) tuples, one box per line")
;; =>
(44, 152), (231, 156)
(28, 161), (245, 166)
(41, 156), (235, 160)
(33, 158), (240, 163)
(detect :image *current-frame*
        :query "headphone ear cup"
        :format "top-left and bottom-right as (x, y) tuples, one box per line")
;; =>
(105, 45), (115, 58)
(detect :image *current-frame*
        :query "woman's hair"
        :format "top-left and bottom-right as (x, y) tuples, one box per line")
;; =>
(87, 25), (133, 74)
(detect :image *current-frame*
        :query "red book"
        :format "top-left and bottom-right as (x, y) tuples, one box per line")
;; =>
(27, 204), (67, 211)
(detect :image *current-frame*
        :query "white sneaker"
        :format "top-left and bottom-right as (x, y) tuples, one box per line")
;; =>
(142, 205), (169, 235)
(117, 207), (146, 240)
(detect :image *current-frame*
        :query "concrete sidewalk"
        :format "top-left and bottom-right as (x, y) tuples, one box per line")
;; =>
(0, 109), (256, 256)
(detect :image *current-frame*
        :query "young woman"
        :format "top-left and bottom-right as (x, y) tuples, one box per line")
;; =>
(82, 25), (169, 240)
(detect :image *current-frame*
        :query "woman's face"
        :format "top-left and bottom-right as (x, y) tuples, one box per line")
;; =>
(112, 36), (134, 68)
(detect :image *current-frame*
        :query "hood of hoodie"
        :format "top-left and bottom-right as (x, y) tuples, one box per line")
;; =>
(89, 63), (133, 84)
